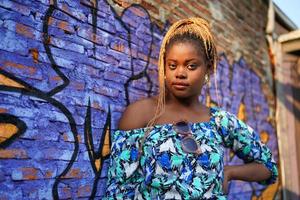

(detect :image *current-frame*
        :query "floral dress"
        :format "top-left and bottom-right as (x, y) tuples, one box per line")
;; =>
(105, 107), (278, 200)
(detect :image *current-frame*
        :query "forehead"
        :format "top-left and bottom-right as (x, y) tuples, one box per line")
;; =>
(165, 42), (205, 60)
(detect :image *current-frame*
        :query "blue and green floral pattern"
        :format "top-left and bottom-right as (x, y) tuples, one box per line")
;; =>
(105, 107), (277, 199)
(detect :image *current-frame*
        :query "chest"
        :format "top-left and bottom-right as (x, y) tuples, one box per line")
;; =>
(154, 108), (211, 125)
(142, 124), (225, 172)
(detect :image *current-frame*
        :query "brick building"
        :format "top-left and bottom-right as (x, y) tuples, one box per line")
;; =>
(0, 0), (298, 199)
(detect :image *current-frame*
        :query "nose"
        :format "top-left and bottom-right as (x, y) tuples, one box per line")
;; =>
(175, 66), (187, 79)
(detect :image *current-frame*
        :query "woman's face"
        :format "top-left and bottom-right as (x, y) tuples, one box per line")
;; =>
(165, 42), (208, 99)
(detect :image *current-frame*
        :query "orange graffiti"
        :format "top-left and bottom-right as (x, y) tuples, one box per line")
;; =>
(95, 159), (101, 171)
(260, 131), (269, 144)
(0, 74), (24, 88)
(0, 123), (18, 143)
(102, 127), (111, 157)
(113, 44), (125, 52)
(0, 108), (7, 113)
(29, 48), (39, 64)
(251, 180), (279, 200)
(238, 103), (247, 122)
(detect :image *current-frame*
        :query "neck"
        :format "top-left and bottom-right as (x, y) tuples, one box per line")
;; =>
(166, 93), (202, 109)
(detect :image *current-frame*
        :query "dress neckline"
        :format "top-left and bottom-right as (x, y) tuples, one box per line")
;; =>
(117, 106), (219, 132)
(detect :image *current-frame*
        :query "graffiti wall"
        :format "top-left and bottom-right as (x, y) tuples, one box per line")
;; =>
(0, 0), (278, 199)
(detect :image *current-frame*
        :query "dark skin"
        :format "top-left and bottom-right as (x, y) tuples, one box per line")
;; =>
(119, 41), (271, 194)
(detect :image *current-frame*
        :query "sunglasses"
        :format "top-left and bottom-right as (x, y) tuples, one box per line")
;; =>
(173, 121), (202, 155)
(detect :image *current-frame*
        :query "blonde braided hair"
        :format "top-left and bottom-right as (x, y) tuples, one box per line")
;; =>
(138, 17), (218, 157)
(147, 17), (218, 128)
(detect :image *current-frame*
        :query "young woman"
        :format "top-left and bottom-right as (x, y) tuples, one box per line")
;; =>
(105, 17), (278, 199)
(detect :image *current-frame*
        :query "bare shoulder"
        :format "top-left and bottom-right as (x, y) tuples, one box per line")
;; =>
(118, 97), (157, 130)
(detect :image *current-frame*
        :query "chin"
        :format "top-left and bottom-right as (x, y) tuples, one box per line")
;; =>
(171, 91), (193, 99)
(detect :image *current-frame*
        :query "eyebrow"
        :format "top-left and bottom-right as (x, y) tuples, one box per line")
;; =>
(166, 58), (199, 62)
(185, 58), (198, 62)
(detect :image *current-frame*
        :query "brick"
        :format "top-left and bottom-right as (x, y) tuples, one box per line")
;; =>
(96, 178), (108, 197)
(87, 15), (117, 34)
(111, 0), (131, 8)
(0, 28), (28, 56)
(59, 150), (74, 161)
(77, 185), (91, 197)
(98, 0), (115, 15)
(141, 0), (159, 15)
(47, 46), (89, 65)
(69, 81), (86, 91)
(0, 149), (28, 159)
(38, 52), (76, 69)
(2, 19), (17, 32)
(93, 85), (119, 97)
(42, 147), (72, 160)
(6, 107), (37, 118)
(62, 168), (84, 179)
(80, 64), (102, 78)
(77, 26), (105, 45)
(11, 167), (41, 180)
(100, 160), (110, 178)
(44, 170), (54, 178)
(0, 0), (31, 16)
(49, 110), (69, 123)
(46, 25), (93, 48)
(103, 71), (128, 84)
(50, 37), (84, 54)
(16, 23), (40, 40)
(59, 186), (72, 199)
(48, 17), (75, 34)
(58, 2), (87, 22)
(0, 189), (23, 199)
(189, 1), (211, 17)
(94, 52), (119, 65)
(38, 187), (52, 200)
(2, 61), (37, 76)
(61, 131), (75, 143)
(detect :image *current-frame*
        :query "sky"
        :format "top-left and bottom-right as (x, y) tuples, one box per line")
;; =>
(273, 0), (300, 28)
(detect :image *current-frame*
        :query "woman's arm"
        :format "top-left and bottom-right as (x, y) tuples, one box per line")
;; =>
(223, 163), (271, 194)
(225, 163), (271, 182)
(216, 109), (278, 193)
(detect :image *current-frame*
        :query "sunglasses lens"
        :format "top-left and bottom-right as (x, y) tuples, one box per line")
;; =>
(175, 121), (190, 133)
(182, 137), (198, 152)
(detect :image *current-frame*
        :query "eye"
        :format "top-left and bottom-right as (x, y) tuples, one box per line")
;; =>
(187, 64), (197, 70)
(168, 63), (176, 70)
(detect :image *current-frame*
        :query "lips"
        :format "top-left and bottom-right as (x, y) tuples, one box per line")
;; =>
(172, 82), (189, 90)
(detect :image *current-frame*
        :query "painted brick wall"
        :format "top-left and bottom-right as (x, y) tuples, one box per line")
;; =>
(0, 0), (279, 199)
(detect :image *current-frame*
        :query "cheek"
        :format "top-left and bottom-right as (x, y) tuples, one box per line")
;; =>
(190, 73), (206, 88)
(164, 71), (174, 89)
(164, 69), (173, 81)
(165, 76), (172, 88)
